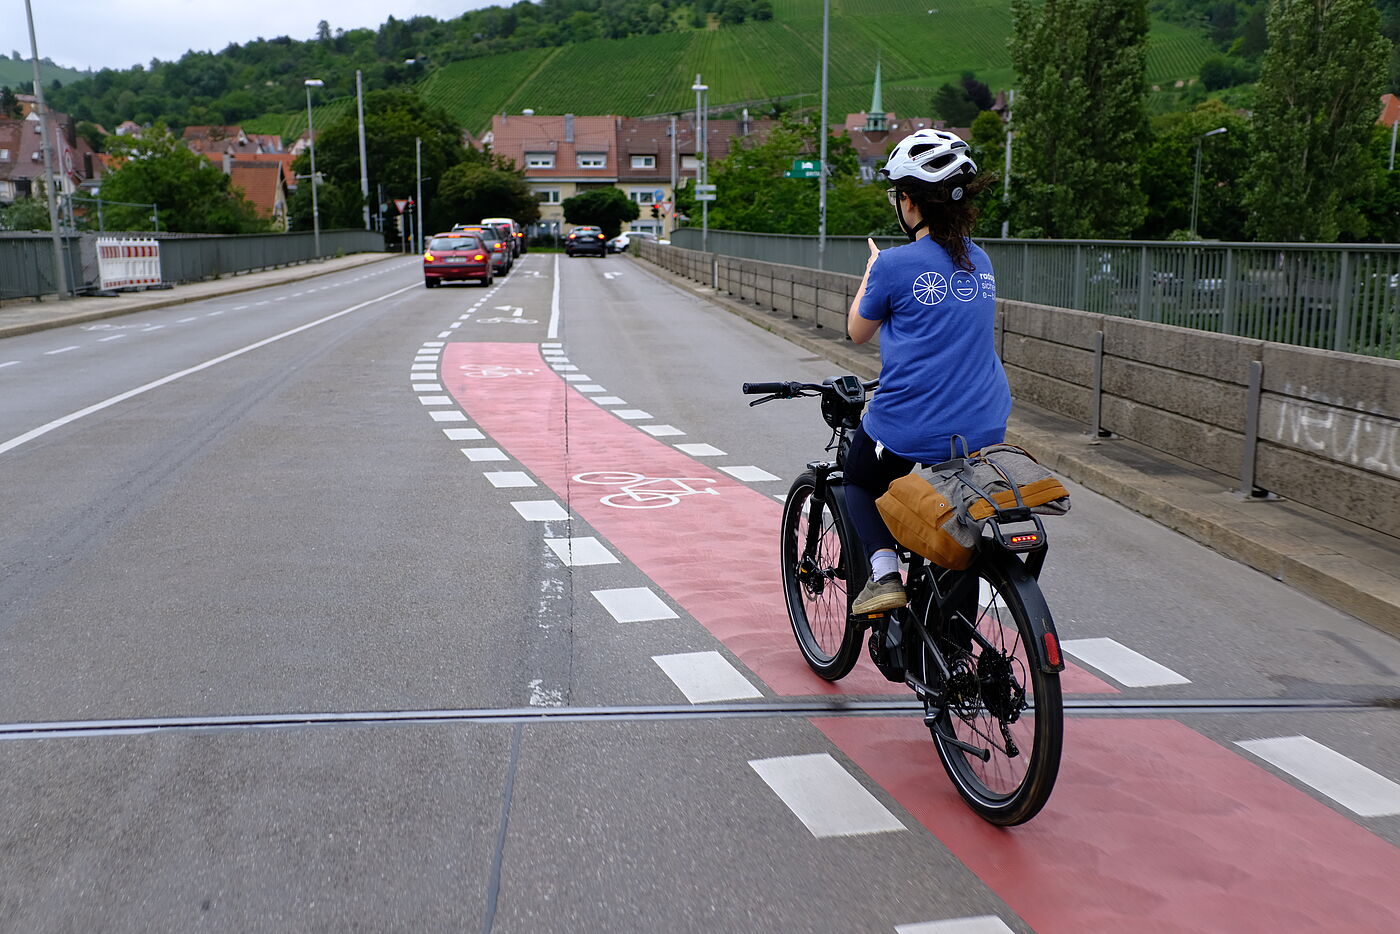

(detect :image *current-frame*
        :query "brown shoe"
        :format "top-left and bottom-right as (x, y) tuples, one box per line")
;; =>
(852, 572), (907, 615)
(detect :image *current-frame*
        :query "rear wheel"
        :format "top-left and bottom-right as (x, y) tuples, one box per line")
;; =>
(917, 553), (1063, 825)
(424, 278), (437, 289)
(781, 473), (862, 680)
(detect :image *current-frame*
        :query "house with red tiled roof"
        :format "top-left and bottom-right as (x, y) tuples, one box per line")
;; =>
(1380, 93), (1399, 128)
(837, 63), (955, 180)
(225, 158), (287, 230)
(182, 125), (284, 157)
(490, 111), (773, 238)
(206, 151), (297, 191)
(0, 109), (88, 206)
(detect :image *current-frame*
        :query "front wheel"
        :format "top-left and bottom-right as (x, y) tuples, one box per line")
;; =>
(918, 551), (1063, 825)
(780, 473), (862, 680)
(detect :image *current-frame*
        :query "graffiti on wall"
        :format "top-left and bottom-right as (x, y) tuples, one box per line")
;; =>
(1268, 384), (1398, 477)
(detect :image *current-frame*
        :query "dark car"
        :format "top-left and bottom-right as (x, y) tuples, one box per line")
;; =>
(423, 233), (492, 288)
(482, 217), (526, 255)
(566, 225), (608, 257)
(483, 220), (520, 259)
(451, 224), (513, 276)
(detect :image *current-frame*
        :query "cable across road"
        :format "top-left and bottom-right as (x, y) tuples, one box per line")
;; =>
(0, 696), (1394, 741)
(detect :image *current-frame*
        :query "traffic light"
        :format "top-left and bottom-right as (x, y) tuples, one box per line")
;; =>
(650, 205), (660, 219)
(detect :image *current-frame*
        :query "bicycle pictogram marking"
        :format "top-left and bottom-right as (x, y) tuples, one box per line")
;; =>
(457, 364), (540, 378)
(572, 470), (720, 509)
(912, 271), (948, 305)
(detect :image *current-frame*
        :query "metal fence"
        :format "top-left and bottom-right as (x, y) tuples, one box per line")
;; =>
(670, 228), (1400, 358)
(1, 229), (384, 302)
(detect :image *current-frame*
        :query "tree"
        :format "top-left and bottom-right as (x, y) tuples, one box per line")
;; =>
(961, 72), (994, 112)
(99, 124), (266, 233)
(969, 110), (1009, 237)
(932, 83), (978, 127)
(1138, 100), (1252, 239)
(437, 155), (541, 226)
(0, 86), (19, 118)
(562, 187), (639, 238)
(1243, 0), (1391, 241)
(0, 197), (52, 231)
(1009, 0), (1151, 238)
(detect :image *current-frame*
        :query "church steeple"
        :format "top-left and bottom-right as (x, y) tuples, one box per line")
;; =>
(864, 56), (887, 133)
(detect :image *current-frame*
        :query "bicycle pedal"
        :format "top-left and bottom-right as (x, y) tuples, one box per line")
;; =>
(851, 611), (888, 625)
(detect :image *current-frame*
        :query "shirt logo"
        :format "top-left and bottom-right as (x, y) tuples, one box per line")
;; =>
(950, 270), (978, 302)
(912, 271), (948, 305)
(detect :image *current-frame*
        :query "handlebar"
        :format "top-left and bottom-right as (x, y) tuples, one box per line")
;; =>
(741, 381), (793, 396)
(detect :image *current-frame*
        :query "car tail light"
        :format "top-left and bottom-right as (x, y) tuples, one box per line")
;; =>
(596, 234), (604, 239)
(568, 234), (576, 239)
(423, 252), (434, 261)
(474, 253), (486, 260)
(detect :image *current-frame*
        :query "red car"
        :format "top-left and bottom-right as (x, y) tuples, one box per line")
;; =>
(423, 233), (492, 288)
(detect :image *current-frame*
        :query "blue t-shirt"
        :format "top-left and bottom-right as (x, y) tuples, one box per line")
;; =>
(858, 237), (1011, 463)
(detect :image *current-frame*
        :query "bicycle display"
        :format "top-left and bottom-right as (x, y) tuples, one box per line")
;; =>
(743, 376), (1065, 825)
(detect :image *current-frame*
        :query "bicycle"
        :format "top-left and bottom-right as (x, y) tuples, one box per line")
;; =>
(743, 375), (1065, 825)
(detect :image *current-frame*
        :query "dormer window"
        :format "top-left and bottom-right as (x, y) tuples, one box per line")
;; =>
(526, 152), (555, 169)
(577, 152), (606, 169)
(0, 149), (9, 161)
(631, 154), (655, 169)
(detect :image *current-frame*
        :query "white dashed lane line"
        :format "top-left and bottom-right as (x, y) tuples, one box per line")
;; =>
(562, 374), (590, 382)
(510, 500), (569, 522)
(0, 360), (18, 368)
(613, 409), (652, 420)
(177, 316), (198, 323)
(483, 471), (536, 488)
(652, 651), (762, 703)
(1236, 736), (1400, 817)
(1061, 637), (1190, 688)
(443, 428), (485, 441)
(591, 587), (678, 623)
(45, 346), (80, 355)
(429, 411), (468, 422)
(575, 384), (605, 392)
(896, 918), (1017, 934)
(460, 447), (510, 462)
(591, 396), (627, 405)
(544, 537), (619, 567)
(719, 465), (781, 482)
(422, 341), (445, 347)
(417, 396), (453, 405)
(640, 425), (684, 437)
(413, 383), (444, 392)
(676, 443), (725, 456)
(749, 754), (905, 838)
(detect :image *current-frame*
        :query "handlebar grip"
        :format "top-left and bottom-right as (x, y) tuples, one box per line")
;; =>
(742, 381), (789, 395)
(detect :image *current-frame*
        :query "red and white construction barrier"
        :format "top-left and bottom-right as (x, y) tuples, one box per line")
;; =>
(97, 238), (162, 290)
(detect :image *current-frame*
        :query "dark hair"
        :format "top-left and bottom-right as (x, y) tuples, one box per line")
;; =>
(895, 172), (998, 272)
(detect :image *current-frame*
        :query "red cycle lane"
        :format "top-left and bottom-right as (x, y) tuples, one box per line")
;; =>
(443, 343), (1400, 931)
(441, 342), (1112, 698)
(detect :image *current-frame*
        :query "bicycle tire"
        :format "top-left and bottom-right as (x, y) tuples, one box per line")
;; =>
(918, 551), (1063, 825)
(780, 472), (862, 680)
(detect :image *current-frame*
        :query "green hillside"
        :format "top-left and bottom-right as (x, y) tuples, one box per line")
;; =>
(247, 0), (1217, 139)
(0, 59), (90, 94)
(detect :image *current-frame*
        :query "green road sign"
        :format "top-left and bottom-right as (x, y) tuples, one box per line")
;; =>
(783, 169), (821, 178)
(791, 159), (821, 171)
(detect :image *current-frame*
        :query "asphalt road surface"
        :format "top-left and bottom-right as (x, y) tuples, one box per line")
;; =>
(2, 253), (1398, 933)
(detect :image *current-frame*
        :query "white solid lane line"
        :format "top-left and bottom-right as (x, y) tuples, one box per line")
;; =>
(591, 587), (679, 623)
(640, 425), (684, 437)
(719, 465), (781, 482)
(653, 652), (761, 704)
(1060, 637), (1190, 687)
(510, 500), (568, 521)
(44, 346), (80, 355)
(675, 443), (725, 456)
(548, 254), (561, 338)
(544, 537), (618, 566)
(895, 918), (1016, 934)
(749, 754), (905, 838)
(0, 283), (419, 458)
(460, 447), (509, 462)
(442, 428), (484, 441)
(1236, 736), (1400, 817)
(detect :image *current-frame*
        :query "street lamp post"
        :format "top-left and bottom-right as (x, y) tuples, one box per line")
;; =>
(817, 0), (829, 269)
(415, 136), (424, 254)
(304, 79), (324, 258)
(692, 76), (708, 253)
(1190, 126), (1228, 239)
(356, 70), (370, 230)
(24, 0), (68, 299)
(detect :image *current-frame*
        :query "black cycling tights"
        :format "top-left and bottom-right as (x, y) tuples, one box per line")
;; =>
(843, 423), (917, 564)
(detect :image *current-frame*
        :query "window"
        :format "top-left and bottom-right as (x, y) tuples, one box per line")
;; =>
(577, 152), (606, 169)
(630, 154), (656, 169)
(536, 188), (560, 204)
(629, 189), (658, 205)
(525, 152), (555, 169)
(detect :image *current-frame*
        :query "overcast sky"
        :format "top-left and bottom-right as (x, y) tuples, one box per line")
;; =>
(24, 1), (502, 72)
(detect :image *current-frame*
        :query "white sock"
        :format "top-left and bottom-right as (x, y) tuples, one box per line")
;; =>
(870, 549), (899, 580)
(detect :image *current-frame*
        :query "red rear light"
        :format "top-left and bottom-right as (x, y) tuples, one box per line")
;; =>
(1043, 632), (1063, 669)
(474, 253), (485, 260)
(597, 234), (604, 239)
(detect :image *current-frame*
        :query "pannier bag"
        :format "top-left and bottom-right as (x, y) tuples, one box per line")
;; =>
(875, 444), (1070, 570)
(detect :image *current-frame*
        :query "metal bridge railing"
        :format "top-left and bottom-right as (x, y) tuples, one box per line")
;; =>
(669, 229), (1400, 359)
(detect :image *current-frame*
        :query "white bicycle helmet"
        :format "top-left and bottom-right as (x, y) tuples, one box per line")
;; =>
(880, 128), (978, 188)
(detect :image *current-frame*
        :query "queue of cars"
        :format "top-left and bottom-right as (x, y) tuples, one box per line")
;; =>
(423, 216), (662, 285)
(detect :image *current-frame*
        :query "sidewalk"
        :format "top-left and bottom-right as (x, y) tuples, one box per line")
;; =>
(0, 252), (399, 340)
(629, 253), (1400, 638)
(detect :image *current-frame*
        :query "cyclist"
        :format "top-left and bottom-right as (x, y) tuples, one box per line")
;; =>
(845, 129), (1012, 614)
